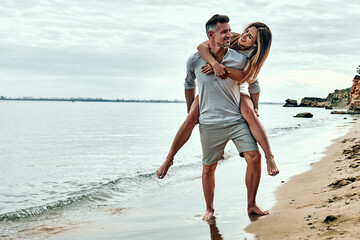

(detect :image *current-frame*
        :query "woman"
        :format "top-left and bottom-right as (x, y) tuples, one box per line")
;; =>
(157, 22), (279, 178)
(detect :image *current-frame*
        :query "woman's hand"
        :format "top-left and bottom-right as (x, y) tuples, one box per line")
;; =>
(201, 63), (214, 75)
(201, 63), (227, 79)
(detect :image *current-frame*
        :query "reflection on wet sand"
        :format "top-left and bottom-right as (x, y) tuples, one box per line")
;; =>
(248, 214), (262, 222)
(207, 217), (223, 240)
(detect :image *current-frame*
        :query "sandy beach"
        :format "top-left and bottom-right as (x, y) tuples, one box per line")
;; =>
(246, 118), (360, 239)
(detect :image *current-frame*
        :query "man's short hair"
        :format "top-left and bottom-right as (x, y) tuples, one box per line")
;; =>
(205, 14), (230, 36)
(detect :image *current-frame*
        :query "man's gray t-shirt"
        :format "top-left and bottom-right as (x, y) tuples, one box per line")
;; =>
(184, 48), (255, 125)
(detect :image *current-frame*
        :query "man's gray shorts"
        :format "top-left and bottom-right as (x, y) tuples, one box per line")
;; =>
(199, 119), (258, 165)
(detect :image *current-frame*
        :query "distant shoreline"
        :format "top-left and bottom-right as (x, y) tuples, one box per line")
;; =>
(0, 97), (283, 104)
(0, 97), (184, 103)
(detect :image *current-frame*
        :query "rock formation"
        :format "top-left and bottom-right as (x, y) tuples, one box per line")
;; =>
(299, 97), (326, 107)
(326, 88), (351, 108)
(331, 111), (347, 114)
(325, 105), (333, 110)
(348, 75), (360, 114)
(283, 99), (298, 107)
(294, 112), (313, 118)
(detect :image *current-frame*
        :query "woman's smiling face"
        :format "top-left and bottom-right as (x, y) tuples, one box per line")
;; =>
(238, 26), (257, 48)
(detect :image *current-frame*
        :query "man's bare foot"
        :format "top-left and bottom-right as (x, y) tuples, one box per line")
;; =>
(248, 204), (270, 216)
(202, 209), (215, 221)
(265, 154), (279, 176)
(156, 158), (173, 179)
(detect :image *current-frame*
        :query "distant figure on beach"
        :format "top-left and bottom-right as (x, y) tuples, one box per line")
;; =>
(157, 14), (279, 219)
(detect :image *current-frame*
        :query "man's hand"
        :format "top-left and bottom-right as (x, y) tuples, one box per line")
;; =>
(250, 93), (260, 117)
(254, 107), (259, 117)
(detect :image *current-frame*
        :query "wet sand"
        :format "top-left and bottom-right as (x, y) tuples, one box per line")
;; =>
(246, 119), (360, 239)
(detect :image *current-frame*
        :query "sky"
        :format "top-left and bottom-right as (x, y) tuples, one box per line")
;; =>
(1, 0), (359, 102)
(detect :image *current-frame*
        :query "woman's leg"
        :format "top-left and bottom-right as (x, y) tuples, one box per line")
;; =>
(240, 93), (279, 176)
(157, 96), (199, 179)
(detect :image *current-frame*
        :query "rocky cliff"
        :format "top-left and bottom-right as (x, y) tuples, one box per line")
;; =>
(325, 88), (351, 108)
(348, 75), (360, 113)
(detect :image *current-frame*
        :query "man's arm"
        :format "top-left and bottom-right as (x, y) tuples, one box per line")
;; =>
(184, 54), (196, 112)
(248, 78), (261, 116)
(250, 92), (260, 114)
(185, 88), (195, 113)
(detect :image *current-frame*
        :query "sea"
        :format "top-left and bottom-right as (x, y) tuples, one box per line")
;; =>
(0, 101), (357, 239)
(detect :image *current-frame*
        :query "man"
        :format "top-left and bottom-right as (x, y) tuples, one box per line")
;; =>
(184, 14), (268, 220)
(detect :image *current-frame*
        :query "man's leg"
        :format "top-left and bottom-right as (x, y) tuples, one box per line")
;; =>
(202, 162), (218, 220)
(242, 150), (269, 215)
(199, 123), (228, 221)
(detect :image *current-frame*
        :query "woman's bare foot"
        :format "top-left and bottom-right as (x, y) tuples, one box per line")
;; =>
(202, 209), (215, 221)
(156, 158), (173, 179)
(248, 204), (270, 216)
(265, 154), (279, 176)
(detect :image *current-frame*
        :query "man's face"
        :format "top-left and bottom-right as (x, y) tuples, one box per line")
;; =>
(211, 22), (232, 47)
